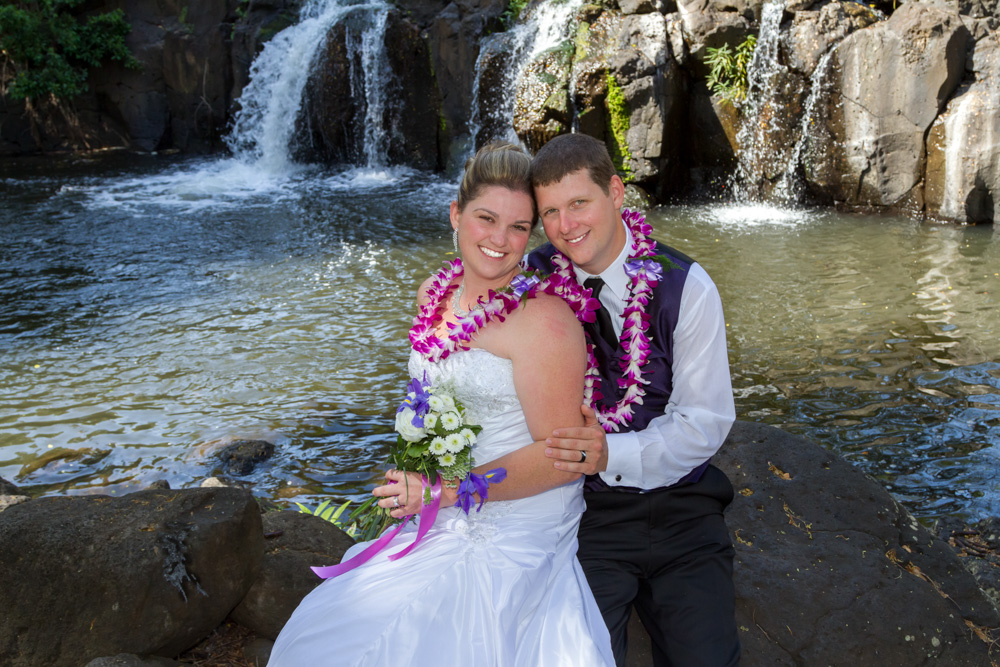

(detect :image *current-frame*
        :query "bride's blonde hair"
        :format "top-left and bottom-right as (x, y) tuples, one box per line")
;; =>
(457, 142), (537, 222)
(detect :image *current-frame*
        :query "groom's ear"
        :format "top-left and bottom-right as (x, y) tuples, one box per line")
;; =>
(609, 175), (626, 209)
(450, 201), (460, 230)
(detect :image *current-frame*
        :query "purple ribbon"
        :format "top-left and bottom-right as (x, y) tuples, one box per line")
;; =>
(311, 477), (443, 579)
(624, 259), (663, 281)
(509, 274), (540, 298)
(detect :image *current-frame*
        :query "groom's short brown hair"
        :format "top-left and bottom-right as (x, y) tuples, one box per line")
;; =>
(530, 133), (617, 195)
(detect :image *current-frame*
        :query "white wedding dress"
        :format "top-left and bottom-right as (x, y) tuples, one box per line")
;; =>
(269, 348), (614, 666)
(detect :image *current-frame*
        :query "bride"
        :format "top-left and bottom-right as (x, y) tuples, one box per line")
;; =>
(268, 142), (614, 666)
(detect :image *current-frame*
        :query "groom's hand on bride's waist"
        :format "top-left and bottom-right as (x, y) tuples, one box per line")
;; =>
(545, 405), (608, 476)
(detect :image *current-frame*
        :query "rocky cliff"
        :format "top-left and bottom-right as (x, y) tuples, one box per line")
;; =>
(2, 0), (998, 223)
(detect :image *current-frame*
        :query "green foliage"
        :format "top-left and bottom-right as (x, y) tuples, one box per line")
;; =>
(704, 34), (757, 103)
(0, 0), (140, 102)
(605, 71), (632, 180)
(501, 0), (529, 28)
(296, 496), (395, 542)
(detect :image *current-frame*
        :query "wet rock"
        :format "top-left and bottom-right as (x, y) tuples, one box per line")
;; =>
(230, 511), (355, 639)
(676, 0), (753, 73)
(0, 488), (263, 667)
(85, 655), (183, 667)
(217, 439), (275, 476)
(715, 421), (999, 665)
(243, 637), (275, 665)
(782, 0), (881, 77)
(419, 0), (508, 159)
(925, 21), (1000, 224)
(609, 12), (687, 190)
(514, 41), (575, 153)
(0, 495), (32, 513)
(147, 479), (172, 490)
(805, 2), (971, 209)
(298, 9), (442, 169)
(0, 477), (19, 495)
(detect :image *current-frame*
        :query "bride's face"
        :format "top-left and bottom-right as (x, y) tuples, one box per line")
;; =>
(450, 185), (535, 285)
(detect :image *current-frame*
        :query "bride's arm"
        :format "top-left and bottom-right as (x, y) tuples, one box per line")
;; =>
(472, 293), (587, 500)
(375, 294), (587, 514)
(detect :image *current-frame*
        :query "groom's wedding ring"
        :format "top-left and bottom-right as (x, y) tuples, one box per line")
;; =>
(579, 450), (587, 463)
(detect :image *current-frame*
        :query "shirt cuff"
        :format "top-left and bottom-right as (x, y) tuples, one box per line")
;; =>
(600, 431), (643, 487)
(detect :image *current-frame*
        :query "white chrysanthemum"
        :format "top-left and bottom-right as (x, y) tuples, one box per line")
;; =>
(459, 428), (476, 445)
(428, 395), (446, 412)
(394, 408), (425, 442)
(440, 412), (461, 430)
(437, 453), (457, 467)
(441, 395), (457, 412)
(444, 433), (466, 453)
(429, 437), (448, 455)
(423, 412), (438, 429)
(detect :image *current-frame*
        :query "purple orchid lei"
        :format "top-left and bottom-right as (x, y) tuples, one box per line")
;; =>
(408, 260), (601, 363)
(550, 209), (673, 433)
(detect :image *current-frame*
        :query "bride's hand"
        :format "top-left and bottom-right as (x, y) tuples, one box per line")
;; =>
(373, 469), (424, 518)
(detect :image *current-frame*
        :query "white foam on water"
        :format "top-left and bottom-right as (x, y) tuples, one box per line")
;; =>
(694, 203), (818, 228)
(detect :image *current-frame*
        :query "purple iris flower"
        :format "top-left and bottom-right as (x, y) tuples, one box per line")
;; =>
(397, 373), (433, 427)
(624, 259), (664, 281)
(456, 467), (507, 513)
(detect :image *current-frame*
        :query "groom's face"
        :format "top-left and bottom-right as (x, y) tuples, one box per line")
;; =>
(535, 169), (626, 275)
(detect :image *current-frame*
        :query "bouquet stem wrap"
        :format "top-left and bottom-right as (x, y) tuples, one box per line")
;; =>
(311, 477), (442, 579)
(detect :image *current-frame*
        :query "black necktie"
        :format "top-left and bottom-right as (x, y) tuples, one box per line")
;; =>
(583, 277), (619, 349)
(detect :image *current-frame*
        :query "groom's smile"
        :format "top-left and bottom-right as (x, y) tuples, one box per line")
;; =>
(535, 169), (627, 276)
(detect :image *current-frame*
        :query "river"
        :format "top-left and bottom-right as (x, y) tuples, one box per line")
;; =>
(1, 152), (998, 522)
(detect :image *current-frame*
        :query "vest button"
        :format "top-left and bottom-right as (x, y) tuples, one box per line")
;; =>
(615, 475), (622, 482)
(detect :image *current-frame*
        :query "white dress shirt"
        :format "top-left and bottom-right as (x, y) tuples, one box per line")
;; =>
(573, 224), (736, 490)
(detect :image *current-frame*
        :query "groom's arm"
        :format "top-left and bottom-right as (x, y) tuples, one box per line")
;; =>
(545, 263), (735, 486)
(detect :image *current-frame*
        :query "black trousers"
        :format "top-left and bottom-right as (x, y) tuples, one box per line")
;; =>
(577, 465), (740, 667)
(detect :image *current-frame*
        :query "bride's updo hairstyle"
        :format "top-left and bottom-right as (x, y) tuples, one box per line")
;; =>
(457, 142), (537, 223)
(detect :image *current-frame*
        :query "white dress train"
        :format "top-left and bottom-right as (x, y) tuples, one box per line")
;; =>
(268, 348), (614, 667)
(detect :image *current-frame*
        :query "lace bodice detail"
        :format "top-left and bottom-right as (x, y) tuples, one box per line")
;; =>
(408, 349), (521, 426)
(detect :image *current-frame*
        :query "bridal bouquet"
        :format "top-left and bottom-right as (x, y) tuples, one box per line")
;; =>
(345, 374), (504, 542)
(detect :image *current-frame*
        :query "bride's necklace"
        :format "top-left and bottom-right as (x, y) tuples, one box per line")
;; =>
(549, 209), (675, 433)
(450, 281), (480, 319)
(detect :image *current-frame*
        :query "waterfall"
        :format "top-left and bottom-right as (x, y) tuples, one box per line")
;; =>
(469, 0), (586, 149)
(772, 49), (835, 203)
(730, 0), (786, 202)
(225, 0), (391, 173)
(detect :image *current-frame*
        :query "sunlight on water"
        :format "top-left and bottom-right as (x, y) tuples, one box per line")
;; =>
(692, 203), (819, 227)
(1, 160), (998, 523)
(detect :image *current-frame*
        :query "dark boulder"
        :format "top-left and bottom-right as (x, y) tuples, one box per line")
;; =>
(297, 8), (442, 169)
(715, 421), (999, 665)
(0, 477), (20, 495)
(0, 488), (263, 667)
(230, 510), (356, 639)
(217, 439), (275, 476)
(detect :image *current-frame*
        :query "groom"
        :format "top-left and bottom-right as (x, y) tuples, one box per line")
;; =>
(526, 134), (740, 666)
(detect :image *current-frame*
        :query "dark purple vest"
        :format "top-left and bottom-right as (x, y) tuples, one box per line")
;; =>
(528, 241), (706, 492)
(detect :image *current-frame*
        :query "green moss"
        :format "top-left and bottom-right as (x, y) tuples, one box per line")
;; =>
(605, 71), (632, 180)
(574, 21), (591, 62)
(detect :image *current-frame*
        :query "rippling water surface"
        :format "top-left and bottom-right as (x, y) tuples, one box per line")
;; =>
(2, 156), (998, 522)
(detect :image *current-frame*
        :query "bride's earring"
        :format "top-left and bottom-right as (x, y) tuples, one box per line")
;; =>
(453, 228), (459, 252)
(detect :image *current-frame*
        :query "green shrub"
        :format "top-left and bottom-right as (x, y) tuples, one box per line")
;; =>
(0, 0), (140, 102)
(704, 34), (757, 103)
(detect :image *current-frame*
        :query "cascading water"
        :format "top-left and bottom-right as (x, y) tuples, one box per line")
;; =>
(772, 50), (835, 203)
(731, 0), (786, 202)
(469, 0), (586, 149)
(226, 0), (392, 173)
